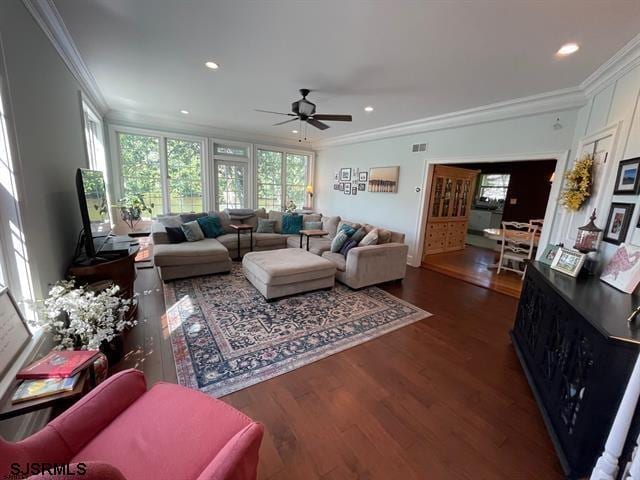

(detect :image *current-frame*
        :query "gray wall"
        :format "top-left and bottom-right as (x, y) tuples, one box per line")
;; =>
(0, 1), (90, 299)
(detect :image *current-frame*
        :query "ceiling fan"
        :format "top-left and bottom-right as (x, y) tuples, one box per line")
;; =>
(255, 89), (352, 131)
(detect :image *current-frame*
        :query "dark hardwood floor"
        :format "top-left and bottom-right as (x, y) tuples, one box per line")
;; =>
(116, 264), (563, 479)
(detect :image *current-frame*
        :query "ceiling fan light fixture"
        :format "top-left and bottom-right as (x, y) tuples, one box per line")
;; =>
(205, 61), (219, 70)
(364, 105), (374, 112)
(557, 43), (579, 56)
(180, 109), (189, 115)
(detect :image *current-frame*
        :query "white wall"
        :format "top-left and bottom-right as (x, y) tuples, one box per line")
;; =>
(315, 109), (579, 264)
(0, 2), (93, 299)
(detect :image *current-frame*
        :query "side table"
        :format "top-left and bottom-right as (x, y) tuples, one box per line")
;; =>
(299, 229), (329, 251)
(229, 224), (253, 260)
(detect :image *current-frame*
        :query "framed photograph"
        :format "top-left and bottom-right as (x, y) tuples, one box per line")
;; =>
(359, 171), (368, 182)
(551, 248), (586, 277)
(352, 187), (357, 195)
(340, 168), (351, 181)
(333, 184), (338, 190)
(600, 243), (640, 293)
(368, 166), (399, 193)
(338, 183), (344, 191)
(358, 183), (366, 191)
(604, 203), (635, 245)
(0, 288), (32, 378)
(614, 157), (640, 194)
(344, 183), (351, 195)
(538, 244), (561, 266)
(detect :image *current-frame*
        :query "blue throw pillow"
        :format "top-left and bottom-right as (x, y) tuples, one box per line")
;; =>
(339, 224), (356, 237)
(165, 226), (186, 244)
(197, 216), (224, 238)
(339, 239), (358, 257)
(282, 213), (303, 234)
(330, 230), (349, 253)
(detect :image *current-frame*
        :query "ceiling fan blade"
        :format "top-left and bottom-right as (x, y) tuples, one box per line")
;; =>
(255, 109), (296, 116)
(312, 114), (352, 122)
(273, 118), (299, 126)
(307, 118), (330, 130)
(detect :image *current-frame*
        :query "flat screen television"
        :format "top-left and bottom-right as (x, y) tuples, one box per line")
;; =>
(76, 168), (111, 257)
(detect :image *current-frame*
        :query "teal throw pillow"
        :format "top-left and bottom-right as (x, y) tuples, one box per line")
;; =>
(256, 218), (276, 233)
(197, 216), (224, 238)
(330, 230), (349, 253)
(303, 221), (322, 230)
(351, 227), (367, 244)
(339, 224), (356, 237)
(282, 213), (303, 234)
(181, 221), (205, 242)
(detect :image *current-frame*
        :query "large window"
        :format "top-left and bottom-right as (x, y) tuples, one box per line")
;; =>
(118, 133), (163, 215)
(216, 162), (247, 210)
(82, 101), (106, 174)
(477, 173), (510, 201)
(257, 148), (310, 211)
(167, 139), (203, 213)
(285, 153), (309, 208)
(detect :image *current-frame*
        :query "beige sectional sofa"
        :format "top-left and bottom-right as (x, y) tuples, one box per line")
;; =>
(151, 209), (408, 289)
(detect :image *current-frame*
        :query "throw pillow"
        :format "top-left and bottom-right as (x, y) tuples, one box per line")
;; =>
(157, 215), (182, 228)
(377, 228), (392, 244)
(256, 218), (276, 233)
(351, 227), (367, 244)
(165, 226), (186, 244)
(268, 211), (284, 233)
(359, 228), (379, 246)
(330, 230), (349, 253)
(304, 221), (322, 230)
(338, 224), (356, 237)
(322, 216), (341, 239)
(180, 212), (207, 223)
(181, 220), (205, 242)
(282, 213), (303, 234)
(339, 239), (358, 257)
(197, 216), (224, 238)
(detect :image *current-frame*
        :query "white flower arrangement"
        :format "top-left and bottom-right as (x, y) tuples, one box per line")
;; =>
(42, 279), (134, 350)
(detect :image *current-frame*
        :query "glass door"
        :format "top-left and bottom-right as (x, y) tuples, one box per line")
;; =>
(215, 160), (248, 211)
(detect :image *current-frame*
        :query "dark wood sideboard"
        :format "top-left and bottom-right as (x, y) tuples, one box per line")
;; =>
(512, 262), (640, 479)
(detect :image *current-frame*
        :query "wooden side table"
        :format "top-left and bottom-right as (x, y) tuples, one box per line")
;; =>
(299, 229), (329, 251)
(229, 224), (253, 260)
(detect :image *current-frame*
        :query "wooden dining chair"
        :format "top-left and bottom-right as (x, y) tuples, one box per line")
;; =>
(529, 218), (544, 231)
(497, 221), (538, 279)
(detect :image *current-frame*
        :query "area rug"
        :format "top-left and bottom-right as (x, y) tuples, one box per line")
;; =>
(163, 264), (431, 397)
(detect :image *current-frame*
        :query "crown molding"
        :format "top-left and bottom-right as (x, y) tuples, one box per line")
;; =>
(314, 87), (586, 149)
(581, 32), (640, 98)
(106, 109), (311, 150)
(22, 0), (109, 114)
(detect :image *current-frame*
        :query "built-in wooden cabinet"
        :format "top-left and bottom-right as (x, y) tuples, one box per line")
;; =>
(423, 165), (479, 257)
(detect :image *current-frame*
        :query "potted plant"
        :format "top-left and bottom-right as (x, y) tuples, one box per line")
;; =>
(40, 279), (134, 365)
(117, 194), (154, 231)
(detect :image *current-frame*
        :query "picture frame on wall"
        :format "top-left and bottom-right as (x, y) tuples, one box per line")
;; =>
(340, 168), (351, 181)
(338, 183), (344, 191)
(604, 203), (635, 245)
(333, 184), (338, 190)
(551, 248), (586, 277)
(614, 157), (640, 194)
(359, 171), (368, 182)
(358, 183), (366, 191)
(368, 166), (400, 193)
(352, 187), (357, 195)
(344, 183), (351, 195)
(600, 243), (640, 293)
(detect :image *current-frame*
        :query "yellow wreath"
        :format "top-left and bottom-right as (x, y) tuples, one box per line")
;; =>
(561, 153), (593, 212)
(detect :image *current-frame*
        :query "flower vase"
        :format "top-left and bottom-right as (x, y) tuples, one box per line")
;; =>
(100, 334), (124, 366)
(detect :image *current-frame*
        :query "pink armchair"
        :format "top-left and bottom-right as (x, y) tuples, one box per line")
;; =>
(0, 369), (264, 480)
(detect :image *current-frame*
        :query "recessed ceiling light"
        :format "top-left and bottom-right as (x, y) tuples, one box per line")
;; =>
(364, 106), (374, 112)
(180, 109), (189, 115)
(557, 43), (579, 56)
(292, 129), (298, 134)
(205, 61), (219, 70)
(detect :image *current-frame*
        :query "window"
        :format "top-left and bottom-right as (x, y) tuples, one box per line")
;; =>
(285, 153), (309, 208)
(214, 144), (248, 157)
(216, 162), (247, 210)
(166, 138), (203, 213)
(82, 102), (106, 174)
(257, 149), (283, 211)
(118, 133), (163, 215)
(477, 174), (510, 201)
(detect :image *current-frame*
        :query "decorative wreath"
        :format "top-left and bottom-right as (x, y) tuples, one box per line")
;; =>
(561, 153), (593, 212)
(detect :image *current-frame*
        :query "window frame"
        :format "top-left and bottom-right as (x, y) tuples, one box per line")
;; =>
(476, 173), (510, 201)
(211, 139), (253, 210)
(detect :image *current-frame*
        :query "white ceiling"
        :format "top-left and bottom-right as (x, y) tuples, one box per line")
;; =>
(54, 0), (640, 142)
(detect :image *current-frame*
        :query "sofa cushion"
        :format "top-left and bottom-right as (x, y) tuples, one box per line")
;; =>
(180, 212), (207, 223)
(253, 233), (287, 248)
(360, 229), (379, 246)
(282, 214), (303, 234)
(256, 218), (276, 233)
(302, 213), (322, 223)
(268, 211), (284, 233)
(338, 224), (356, 237)
(208, 211), (233, 233)
(216, 233), (252, 250)
(321, 216), (341, 239)
(165, 226), (186, 244)
(339, 239), (358, 257)
(156, 215), (182, 228)
(351, 227), (367, 244)
(242, 249), (335, 286)
(285, 235), (332, 255)
(330, 231), (349, 253)
(338, 220), (361, 233)
(181, 221), (205, 242)
(303, 221), (322, 230)
(153, 239), (229, 266)
(197, 216), (224, 238)
(321, 252), (346, 272)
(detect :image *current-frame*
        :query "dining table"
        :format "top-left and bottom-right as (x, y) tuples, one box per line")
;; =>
(482, 227), (542, 269)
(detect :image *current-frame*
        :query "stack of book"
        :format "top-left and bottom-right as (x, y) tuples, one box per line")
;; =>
(12, 350), (100, 404)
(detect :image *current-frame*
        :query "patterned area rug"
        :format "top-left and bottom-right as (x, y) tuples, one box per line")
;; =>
(163, 264), (431, 397)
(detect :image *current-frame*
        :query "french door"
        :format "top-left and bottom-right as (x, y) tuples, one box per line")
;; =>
(214, 160), (248, 211)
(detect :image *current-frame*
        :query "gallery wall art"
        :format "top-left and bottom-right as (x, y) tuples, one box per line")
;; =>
(368, 166), (399, 193)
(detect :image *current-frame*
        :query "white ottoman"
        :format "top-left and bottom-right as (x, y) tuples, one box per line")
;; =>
(242, 248), (336, 300)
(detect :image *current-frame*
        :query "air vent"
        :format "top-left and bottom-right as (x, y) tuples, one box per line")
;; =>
(411, 143), (428, 153)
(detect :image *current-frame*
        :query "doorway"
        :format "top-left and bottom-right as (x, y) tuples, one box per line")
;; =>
(420, 158), (557, 298)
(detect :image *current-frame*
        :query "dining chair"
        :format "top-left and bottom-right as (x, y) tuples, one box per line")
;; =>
(497, 221), (538, 279)
(529, 218), (544, 231)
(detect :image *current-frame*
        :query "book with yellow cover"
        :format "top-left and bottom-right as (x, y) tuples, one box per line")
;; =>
(11, 373), (80, 403)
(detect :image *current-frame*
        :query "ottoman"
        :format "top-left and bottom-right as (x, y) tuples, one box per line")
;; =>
(242, 248), (336, 300)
